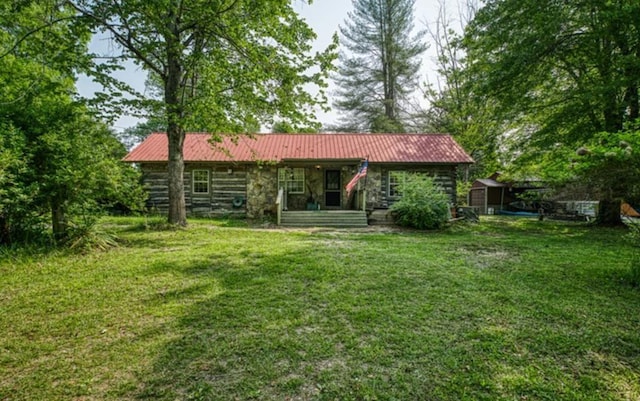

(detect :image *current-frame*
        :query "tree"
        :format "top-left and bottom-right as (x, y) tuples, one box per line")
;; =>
(570, 128), (640, 225)
(0, 2), (145, 244)
(333, 0), (426, 132)
(420, 0), (500, 179)
(0, 78), (145, 244)
(118, 117), (166, 150)
(271, 120), (317, 134)
(67, 0), (337, 226)
(462, 0), (640, 224)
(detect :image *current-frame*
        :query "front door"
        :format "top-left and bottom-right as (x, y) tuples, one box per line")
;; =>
(325, 170), (341, 207)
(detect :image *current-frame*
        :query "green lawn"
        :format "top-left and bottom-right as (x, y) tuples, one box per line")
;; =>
(1, 217), (639, 400)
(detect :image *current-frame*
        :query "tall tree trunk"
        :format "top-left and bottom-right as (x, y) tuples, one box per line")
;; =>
(165, 16), (187, 226)
(597, 199), (623, 226)
(166, 124), (186, 226)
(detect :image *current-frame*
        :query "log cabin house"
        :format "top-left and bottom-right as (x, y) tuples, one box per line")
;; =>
(124, 133), (474, 227)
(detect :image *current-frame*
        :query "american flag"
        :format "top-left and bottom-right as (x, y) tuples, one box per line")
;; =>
(345, 159), (368, 197)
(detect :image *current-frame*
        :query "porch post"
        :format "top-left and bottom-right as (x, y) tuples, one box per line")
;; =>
(362, 189), (366, 211)
(276, 187), (284, 226)
(283, 173), (288, 211)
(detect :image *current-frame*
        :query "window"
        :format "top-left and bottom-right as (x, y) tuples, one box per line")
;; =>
(388, 171), (406, 197)
(192, 170), (210, 194)
(278, 167), (305, 194)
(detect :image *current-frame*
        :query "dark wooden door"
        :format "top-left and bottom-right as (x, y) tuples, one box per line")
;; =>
(325, 170), (341, 207)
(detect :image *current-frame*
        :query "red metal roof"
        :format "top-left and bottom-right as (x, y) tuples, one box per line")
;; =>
(123, 133), (474, 164)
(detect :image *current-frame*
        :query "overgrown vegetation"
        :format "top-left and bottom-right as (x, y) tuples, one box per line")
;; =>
(570, 127), (640, 225)
(0, 2), (145, 245)
(2, 217), (637, 400)
(422, 0), (640, 224)
(390, 174), (451, 229)
(481, 1), (640, 223)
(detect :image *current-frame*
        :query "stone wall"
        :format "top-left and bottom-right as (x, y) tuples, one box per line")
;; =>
(360, 166), (383, 210)
(245, 165), (278, 219)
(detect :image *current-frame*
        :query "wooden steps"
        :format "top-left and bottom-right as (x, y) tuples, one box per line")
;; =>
(280, 210), (368, 228)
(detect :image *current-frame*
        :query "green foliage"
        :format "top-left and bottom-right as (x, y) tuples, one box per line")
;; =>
(0, 124), (48, 244)
(566, 125), (640, 225)
(64, 216), (119, 252)
(463, 0), (640, 177)
(333, 0), (426, 132)
(390, 174), (451, 229)
(117, 117), (166, 150)
(270, 120), (317, 133)
(571, 127), (640, 202)
(0, 103), (146, 245)
(455, 179), (472, 206)
(0, 4), (146, 245)
(420, 2), (501, 179)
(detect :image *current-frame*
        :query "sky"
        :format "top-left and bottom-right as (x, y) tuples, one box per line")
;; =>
(77, 0), (453, 132)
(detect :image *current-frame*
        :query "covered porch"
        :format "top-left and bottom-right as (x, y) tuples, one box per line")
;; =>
(274, 161), (369, 227)
(275, 160), (367, 212)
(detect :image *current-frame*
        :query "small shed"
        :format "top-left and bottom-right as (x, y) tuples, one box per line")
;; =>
(468, 172), (549, 215)
(468, 173), (510, 215)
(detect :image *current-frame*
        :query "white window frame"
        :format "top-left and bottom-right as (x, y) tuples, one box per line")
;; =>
(278, 167), (305, 194)
(388, 171), (406, 198)
(192, 169), (210, 195)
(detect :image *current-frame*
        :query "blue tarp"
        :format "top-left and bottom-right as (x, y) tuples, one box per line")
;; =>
(497, 210), (540, 217)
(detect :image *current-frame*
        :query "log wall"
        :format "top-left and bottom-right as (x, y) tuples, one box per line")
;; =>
(140, 163), (247, 216)
(375, 165), (458, 208)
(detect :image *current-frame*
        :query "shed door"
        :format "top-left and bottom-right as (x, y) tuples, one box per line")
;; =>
(325, 170), (341, 207)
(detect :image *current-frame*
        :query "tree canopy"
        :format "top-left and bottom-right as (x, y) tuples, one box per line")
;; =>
(333, 0), (426, 132)
(571, 127), (640, 218)
(0, 2), (144, 244)
(464, 0), (640, 162)
(455, 0), (640, 223)
(420, 0), (499, 178)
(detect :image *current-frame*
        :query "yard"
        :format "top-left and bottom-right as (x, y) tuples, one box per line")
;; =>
(1, 217), (639, 400)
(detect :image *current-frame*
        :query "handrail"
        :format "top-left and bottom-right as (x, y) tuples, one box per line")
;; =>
(276, 187), (284, 225)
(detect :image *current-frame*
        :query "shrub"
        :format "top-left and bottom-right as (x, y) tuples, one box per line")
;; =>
(64, 216), (119, 252)
(390, 174), (451, 230)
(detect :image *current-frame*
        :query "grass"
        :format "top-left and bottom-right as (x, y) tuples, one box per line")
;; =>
(1, 216), (639, 400)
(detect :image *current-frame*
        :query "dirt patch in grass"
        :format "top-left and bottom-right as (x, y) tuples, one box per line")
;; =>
(458, 245), (521, 269)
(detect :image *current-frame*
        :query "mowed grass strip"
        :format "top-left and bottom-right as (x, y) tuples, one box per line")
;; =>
(0, 217), (638, 400)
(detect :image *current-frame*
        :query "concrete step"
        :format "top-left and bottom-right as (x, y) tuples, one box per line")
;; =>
(280, 211), (368, 228)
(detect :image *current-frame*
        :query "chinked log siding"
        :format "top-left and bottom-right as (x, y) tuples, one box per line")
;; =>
(140, 163), (247, 216)
(378, 166), (457, 208)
